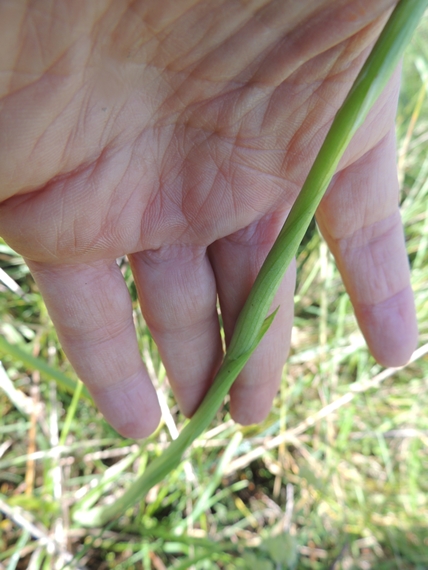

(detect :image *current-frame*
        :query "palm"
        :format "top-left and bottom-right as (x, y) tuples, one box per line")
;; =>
(0, 1), (417, 438)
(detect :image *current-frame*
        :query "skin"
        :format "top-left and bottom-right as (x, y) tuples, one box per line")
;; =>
(0, 0), (418, 439)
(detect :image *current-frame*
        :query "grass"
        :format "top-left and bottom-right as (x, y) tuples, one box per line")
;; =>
(1, 11), (428, 570)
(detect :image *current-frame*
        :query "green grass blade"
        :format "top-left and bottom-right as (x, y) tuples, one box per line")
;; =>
(6, 530), (30, 570)
(59, 379), (84, 446)
(0, 335), (91, 401)
(175, 431), (243, 531)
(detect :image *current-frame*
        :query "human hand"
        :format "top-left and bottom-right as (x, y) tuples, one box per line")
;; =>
(0, 0), (417, 438)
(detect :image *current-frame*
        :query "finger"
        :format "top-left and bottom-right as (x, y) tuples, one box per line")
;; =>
(26, 259), (160, 439)
(209, 213), (296, 425)
(316, 129), (418, 367)
(129, 246), (223, 417)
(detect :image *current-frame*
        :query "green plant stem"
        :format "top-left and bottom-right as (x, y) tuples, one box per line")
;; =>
(73, 0), (427, 527)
